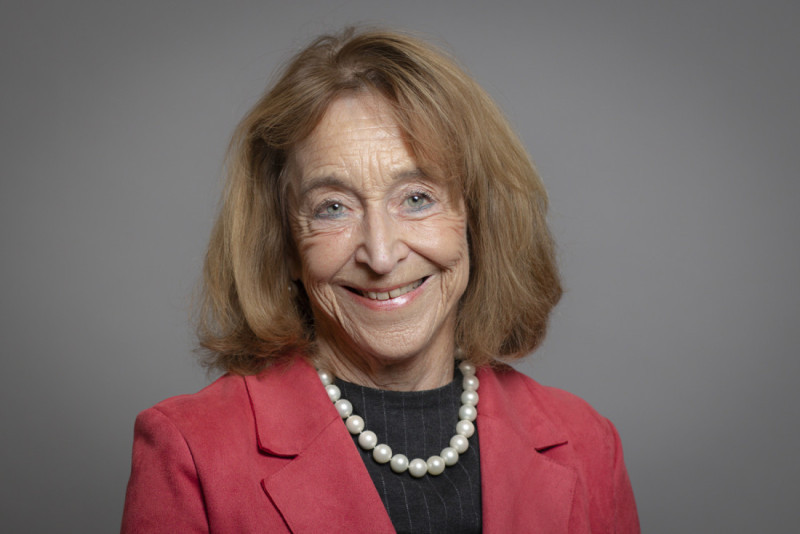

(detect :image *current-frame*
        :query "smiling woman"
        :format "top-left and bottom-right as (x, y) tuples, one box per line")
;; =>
(122, 27), (639, 533)
(288, 93), (470, 390)
(194, 28), (563, 378)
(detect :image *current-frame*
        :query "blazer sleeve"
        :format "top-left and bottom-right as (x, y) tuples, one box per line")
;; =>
(121, 407), (209, 533)
(609, 419), (640, 533)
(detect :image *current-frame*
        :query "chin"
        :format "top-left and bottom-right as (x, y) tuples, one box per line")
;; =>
(349, 336), (430, 364)
(344, 321), (455, 367)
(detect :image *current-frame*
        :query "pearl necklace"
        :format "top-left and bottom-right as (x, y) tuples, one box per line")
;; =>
(316, 361), (479, 478)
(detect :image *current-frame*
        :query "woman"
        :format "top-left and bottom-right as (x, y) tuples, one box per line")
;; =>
(122, 28), (639, 533)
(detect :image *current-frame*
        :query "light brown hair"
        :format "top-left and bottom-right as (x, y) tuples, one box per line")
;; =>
(197, 27), (562, 374)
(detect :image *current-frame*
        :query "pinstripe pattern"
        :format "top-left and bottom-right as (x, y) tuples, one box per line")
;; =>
(337, 369), (481, 533)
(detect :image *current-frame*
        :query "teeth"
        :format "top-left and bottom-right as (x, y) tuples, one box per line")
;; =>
(362, 279), (423, 301)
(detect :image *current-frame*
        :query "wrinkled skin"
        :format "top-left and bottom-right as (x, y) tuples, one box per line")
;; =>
(288, 93), (470, 391)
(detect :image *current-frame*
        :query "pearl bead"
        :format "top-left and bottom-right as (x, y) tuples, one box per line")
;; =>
(450, 434), (469, 453)
(358, 430), (377, 450)
(426, 455), (445, 475)
(317, 369), (333, 385)
(461, 390), (478, 406)
(345, 415), (365, 434)
(463, 375), (479, 391)
(317, 365), (479, 478)
(390, 454), (409, 473)
(325, 384), (341, 402)
(459, 404), (477, 422)
(458, 361), (476, 376)
(373, 444), (392, 463)
(456, 419), (475, 438)
(441, 447), (459, 466)
(409, 458), (428, 478)
(334, 399), (353, 418)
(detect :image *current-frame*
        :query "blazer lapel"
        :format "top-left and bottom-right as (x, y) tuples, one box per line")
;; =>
(245, 359), (580, 532)
(245, 358), (394, 534)
(477, 366), (580, 533)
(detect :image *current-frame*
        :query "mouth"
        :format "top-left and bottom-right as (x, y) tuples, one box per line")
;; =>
(346, 277), (427, 301)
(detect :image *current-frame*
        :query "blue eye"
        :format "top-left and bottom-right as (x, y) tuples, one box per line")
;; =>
(315, 201), (347, 219)
(405, 192), (433, 211)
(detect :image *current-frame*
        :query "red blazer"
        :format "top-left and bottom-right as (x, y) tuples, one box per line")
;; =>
(122, 357), (639, 532)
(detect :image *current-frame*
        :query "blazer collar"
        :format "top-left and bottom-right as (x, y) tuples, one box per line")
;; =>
(477, 365), (580, 533)
(476, 364), (569, 451)
(244, 359), (579, 533)
(244, 356), (335, 456)
(244, 359), (571, 454)
(245, 357), (395, 533)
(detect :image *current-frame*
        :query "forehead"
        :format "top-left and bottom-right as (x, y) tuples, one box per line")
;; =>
(291, 93), (410, 175)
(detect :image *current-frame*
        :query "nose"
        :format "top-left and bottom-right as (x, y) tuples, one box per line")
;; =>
(354, 208), (410, 274)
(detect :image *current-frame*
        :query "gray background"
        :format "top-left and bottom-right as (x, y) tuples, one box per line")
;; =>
(2, 1), (798, 532)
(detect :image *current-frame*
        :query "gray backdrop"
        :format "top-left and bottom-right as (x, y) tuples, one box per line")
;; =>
(2, 1), (798, 532)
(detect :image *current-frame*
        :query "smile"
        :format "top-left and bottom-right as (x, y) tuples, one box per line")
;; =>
(348, 278), (426, 301)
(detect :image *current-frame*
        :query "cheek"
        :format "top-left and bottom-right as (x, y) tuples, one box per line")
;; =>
(296, 227), (355, 282)
(413, 216), (470, 268)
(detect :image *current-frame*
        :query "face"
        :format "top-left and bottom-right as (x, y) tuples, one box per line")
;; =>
(288, 93), (469, 369)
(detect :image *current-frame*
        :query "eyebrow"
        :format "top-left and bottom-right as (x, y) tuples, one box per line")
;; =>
(298, 168), (428, 198)
(299, 176), (348, 197)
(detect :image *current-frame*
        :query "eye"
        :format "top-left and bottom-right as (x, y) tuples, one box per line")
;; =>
(314, 200), (348, 219)
(404, 192), (434, 211)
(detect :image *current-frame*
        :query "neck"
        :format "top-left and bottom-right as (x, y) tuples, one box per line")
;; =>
(313, 338), (455, 391)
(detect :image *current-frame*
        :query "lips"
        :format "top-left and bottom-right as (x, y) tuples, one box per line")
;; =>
(347, 277), (426, 301)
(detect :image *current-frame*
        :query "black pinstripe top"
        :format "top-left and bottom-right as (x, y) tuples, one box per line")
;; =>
(337, 369), (482, 533)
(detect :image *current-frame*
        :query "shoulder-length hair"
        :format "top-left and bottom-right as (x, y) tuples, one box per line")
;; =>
(197, 27), (561, 374)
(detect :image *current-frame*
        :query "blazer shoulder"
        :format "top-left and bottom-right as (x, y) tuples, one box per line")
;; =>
(486, 363), (615, 440)
(141, 373), (252, 438)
